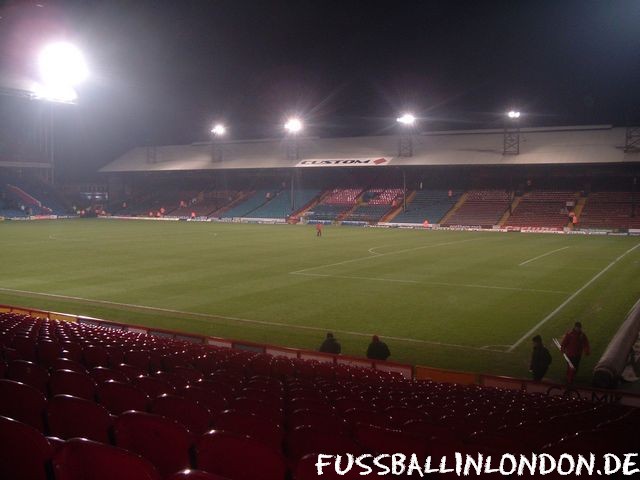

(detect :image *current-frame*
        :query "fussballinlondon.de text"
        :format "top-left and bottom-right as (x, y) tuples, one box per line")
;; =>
(316, 453), (639, 477)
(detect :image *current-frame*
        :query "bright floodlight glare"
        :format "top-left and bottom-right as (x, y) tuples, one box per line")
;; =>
(396, 113), (416, 126)
(32, 82), (78, 103)
(284, 117), (303, 133)
(211, 124), (226, 136)
(38, 42), (88, 88)
(507, 110), (521, 119)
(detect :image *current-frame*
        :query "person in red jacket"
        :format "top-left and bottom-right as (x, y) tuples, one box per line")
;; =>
(561, 321), (590, 384)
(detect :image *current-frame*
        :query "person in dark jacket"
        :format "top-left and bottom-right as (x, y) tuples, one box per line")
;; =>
(530, 335), (552, 381)
(366, 335), (390, 361)
(319, 332), (341, 354)
(561, 321), (590, 384)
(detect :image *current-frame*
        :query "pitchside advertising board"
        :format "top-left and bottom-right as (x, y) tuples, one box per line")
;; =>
(295, 157), (393, 167)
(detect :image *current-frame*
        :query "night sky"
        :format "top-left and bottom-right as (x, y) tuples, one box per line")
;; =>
(1, 0), (639, 179)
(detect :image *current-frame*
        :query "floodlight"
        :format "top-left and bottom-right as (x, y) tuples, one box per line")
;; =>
(284, 117), (303, 133)
(32, 82), (78, 103)
(211, 124), (226, 136)
(396, 113), (416, 126)
(507, 110), (521, 119)
(38, 42), (88, 88)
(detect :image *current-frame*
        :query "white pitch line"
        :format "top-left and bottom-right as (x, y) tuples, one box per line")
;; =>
(518, 246), (570, 266)
(508, 242), (640, 352)
(368, 245), (388, 256)
(0, 285), (499, 352)
(291, 271), (568, 294)
(291, 237), (481, 274)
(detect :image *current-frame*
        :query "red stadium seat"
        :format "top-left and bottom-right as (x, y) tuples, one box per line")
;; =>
(154, 370), (191, 390)
(287, 410), (350, 435)
(133, 375), (176, 397)
(0, 378), (46, 430)
(179, 385), (227, 414)
(46, 394), (113, 443)
(52, 358), (88, 374)
(353, 423), (429, 457)
(91, 366), (130, 383)
(285, 426), (361, 462)
(151, 394), (212, 434)
(6, 359), (50, 393)
(0, 415), (53, 480)
(11, 336), (37, 361)
(166, 469), (230, 480)
(212, 409), (283, 450)
(83, 345), (110, 368)
(114, 411), (193, 477)
(37, 340), (62, 366)
(196, 430), (287, 480)
(49, 369), (97, 400)
(52, 438), (161, 480)
(342, 407), (391, 428)
(97, 380), (149, 414)
(125, 350), (151, 371)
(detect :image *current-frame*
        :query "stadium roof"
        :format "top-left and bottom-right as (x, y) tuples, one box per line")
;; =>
(100, 125), (639, 173)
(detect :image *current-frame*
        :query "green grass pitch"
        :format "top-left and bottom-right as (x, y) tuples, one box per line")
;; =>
(1, 219), (639, 384)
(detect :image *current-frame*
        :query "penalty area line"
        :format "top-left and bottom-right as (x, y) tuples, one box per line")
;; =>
(508, 242), (640, 352)
(0, 286), (500, 352)
(518, 246), (570, 266)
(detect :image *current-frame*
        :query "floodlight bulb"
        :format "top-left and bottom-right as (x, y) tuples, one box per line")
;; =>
(38, 42), (88, 88)
(507, 110), (521, 119)
(396, 113), (416, 126)
(284, 118), (303, 133)
(211, 124), (226, 136)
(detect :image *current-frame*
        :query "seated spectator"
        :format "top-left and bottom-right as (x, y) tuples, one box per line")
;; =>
(366, 335), (390, 361)
(319, 332), (341, 354)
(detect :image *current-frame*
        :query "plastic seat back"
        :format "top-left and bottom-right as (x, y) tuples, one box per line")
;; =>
(52, 438), (161, 480)
(46, 394), (112, 443)
(213, 409), (283, 450)
(0, 415), (53, 480)
(98, 380), (149, 414)
(114, 411), (193, 477)
(0, 379), (46, 430)
(151, 394), (211, 434)
(196, 430), (286, 480)
(6, 359), (50, 393)
(49, 369), (97, 400)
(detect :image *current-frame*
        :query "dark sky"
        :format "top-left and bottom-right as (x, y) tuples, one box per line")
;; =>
(1, 0), (640, 179)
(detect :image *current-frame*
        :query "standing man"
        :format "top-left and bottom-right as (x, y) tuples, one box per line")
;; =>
(366, 335), (391, 361)
(316, 222), (323, 237)
(319, 332), (341, 354)
(561, 322), (590, 384)
(530, 335), (552, 382)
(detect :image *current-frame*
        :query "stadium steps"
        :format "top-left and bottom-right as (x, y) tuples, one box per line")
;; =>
(572, 196), (587, 227)
(290, 190), (328, 218)
(439, 192), (468, 225)
(381, 191), (415, 222)
(498, 195), (521, 227)
(336, 188), (369, 222)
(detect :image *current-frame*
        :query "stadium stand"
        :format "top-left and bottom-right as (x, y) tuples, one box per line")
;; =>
(305, 187), (364, 221)
(392, 189), (460, 224)
(249, 189), (321, 219)
(442, 189), (511, 227)
(219, 189), (278, 218)
(505, 190), (577, 229)
(0, 311), (638, 480)
(579, 191), (640, 229)
(341, 188), (403, 223)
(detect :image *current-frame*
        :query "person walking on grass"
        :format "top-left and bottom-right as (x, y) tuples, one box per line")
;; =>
(530, 335), (552, 382)
(561, 321), (590, 384)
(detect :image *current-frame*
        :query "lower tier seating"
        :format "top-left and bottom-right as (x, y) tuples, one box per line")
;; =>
(0, 312), (638, 480)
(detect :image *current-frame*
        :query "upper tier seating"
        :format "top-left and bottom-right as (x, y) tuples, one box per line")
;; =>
(442, 189), (511, 227)
(505, 191), (577, 229)
(393, 190), (460, 224)
(579, 191), (640, 229)
(321, 188), (363, 205)
(0, 312), (637, 480)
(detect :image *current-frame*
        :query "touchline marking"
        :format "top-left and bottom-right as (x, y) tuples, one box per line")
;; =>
(518, 246), (570, 266)
(291, 271), (568, 294)
(291, 237), (481, 274)
(0, 286), (502, 352)
(368, 245), (388, 256)
(508, 242), (640, 352)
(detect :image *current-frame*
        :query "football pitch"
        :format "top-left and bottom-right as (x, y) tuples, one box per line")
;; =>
(1, 219), (639, 384)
